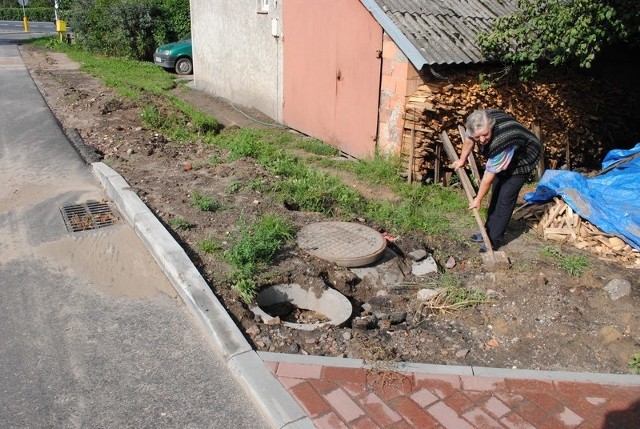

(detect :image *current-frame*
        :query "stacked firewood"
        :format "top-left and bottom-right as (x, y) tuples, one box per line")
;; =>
(401, 68), (640, 182)
(514, 198), (640, 268)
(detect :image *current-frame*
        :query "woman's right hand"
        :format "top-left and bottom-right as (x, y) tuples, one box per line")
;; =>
(451, 159), (464, 170)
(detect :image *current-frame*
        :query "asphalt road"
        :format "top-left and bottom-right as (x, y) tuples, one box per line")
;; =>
(0, 30), (269, 429)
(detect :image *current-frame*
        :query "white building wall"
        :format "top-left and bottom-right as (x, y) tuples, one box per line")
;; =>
(189, 0), (283, 121)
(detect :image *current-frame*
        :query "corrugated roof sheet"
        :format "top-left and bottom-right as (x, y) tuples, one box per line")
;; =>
(364, 0), (517, 68)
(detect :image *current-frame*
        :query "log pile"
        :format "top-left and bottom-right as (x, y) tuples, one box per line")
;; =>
(514, 198), (640, 268)
(401, 68), (640, 182)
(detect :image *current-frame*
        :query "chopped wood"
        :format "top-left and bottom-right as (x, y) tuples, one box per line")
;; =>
(518, 198), (639, 267)
(400, 68), (639, 185)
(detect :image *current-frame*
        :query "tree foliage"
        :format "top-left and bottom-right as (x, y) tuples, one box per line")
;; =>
(478, 0), (640, 80)
(67, 0), (189, 61)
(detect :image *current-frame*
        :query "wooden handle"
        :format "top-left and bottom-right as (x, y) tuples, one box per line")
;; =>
(441, 131), (496, 263)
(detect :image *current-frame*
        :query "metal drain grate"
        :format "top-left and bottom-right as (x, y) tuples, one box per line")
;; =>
(60, 200), (119, 232)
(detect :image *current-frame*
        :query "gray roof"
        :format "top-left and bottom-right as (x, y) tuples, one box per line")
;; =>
(361, 0), (517, 68)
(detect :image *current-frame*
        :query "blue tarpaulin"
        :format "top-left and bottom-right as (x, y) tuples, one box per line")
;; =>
(524, 143), (640, 250)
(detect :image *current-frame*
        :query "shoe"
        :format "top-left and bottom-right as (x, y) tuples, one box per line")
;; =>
(469, 232), (484, 243)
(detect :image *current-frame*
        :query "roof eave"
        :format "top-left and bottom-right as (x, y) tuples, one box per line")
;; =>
(360, 0), (429, 71)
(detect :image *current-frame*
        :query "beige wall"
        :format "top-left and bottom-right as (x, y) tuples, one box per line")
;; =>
(377, 34), (422, 155)
(189, 0), (283, 121)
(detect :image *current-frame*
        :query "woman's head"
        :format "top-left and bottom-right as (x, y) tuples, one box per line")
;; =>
(466, 109), (495, 145)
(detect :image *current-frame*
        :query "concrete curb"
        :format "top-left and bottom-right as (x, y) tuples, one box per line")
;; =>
(259, 351), (640, 386)
(92, 162), (314, 429)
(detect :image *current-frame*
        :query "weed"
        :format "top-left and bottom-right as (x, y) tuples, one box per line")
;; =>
(560, 255), (589, 277)
(297, 138), (339, 156)
(540, 246), (589, 276)
(141, 104), (163, 129)
(539, 245), (562, 258)
(199, 237), (221, 254)
(275, 169), (365, 216)
(208, 153), (222, 166)
(629, 353), (640, 375)
(225, 181), (243, 194)
(224, 213), (295, 278)
(248, 179), (268, 192)
(170, 216), (194, 230)
(190, 191), (221, 211)
(232, 277), (258, 304)
(344, 153), (404, 187)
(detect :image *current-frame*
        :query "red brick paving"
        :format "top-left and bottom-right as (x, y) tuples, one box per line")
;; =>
(266, 360), (640, 428)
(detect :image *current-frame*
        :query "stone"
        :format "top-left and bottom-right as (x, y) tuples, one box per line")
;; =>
(349, 248), (408, 289)
(352, 315), (377, 330)
(411, 255), (438, 276)
(246, 325), (260, 336)
(604, 279), (631, 301)
(445, 256), (456, 269)
(407, 249), (427, 261)
(417, 288), (439, 301)
(389, 311), (407, 325)
(264, 316), (281, 325)
(455, 349), (469, 358)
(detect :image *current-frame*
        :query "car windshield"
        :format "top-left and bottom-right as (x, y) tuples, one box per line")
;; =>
(181, 33), (191, 42)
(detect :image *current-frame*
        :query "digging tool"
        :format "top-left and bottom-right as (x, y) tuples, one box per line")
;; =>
(440, 131), (510, 269)
(457, 125), (481, 185)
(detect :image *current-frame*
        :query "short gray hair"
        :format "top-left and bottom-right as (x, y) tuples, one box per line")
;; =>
(466, 109), (495, 134)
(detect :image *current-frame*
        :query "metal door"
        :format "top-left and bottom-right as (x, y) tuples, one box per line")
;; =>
(283, 0), (382, 158)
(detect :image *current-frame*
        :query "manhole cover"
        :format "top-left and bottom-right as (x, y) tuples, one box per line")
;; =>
(297, 221), (386, 267)
(60, 200), (119, 232)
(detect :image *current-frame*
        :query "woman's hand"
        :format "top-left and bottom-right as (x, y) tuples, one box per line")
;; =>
(469, 197), (481, 210)
(451, 159), (464, 170)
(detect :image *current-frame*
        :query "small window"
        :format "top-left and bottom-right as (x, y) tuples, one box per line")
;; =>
(257, 0), (269, 14)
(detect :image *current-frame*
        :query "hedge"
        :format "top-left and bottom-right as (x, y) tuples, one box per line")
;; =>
(0, 7), (57, 22)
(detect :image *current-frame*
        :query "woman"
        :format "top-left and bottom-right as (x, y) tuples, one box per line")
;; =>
(451, 109), (541, 252)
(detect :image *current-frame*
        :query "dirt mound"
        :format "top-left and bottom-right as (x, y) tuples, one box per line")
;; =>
(20, 44), (639, 375)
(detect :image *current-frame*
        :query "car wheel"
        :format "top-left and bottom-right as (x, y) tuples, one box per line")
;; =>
(175, 57), (193, 75)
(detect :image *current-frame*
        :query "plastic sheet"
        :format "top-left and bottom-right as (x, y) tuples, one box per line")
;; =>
(524, 143), (640, 250)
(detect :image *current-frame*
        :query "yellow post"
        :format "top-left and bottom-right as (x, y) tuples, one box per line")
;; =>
(56, 20), (66, 42)
(23, 16), (29, 33)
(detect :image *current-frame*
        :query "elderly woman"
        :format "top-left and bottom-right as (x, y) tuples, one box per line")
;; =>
(451, 109), (541, 252)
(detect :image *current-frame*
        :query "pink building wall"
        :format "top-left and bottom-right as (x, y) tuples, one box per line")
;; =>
(377, 34), (423, 155)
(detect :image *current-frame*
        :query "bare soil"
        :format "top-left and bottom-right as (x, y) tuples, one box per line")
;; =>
(20, 44), (639, 375)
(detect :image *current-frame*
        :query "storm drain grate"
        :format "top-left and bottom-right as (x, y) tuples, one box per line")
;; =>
(60, 200), (119, 232)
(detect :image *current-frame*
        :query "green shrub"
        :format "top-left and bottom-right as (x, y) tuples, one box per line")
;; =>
(67, 0), (190, 61)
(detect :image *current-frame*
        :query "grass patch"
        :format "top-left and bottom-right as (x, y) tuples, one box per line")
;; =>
(231, 278), (258, 305)
(190, 191), (222, 211)
(225, 213), (295, 303)
(297, 138), (339, 156)
(629, 353), (640, 375)
(225, 181), (243, 194)
(199, 237), (221, 254)
(169, 216), (194, 230)
(539, 246), (589, 277)
(28, 38), (176, 98)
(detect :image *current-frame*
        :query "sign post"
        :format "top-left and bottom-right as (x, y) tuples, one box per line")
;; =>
(17, 0), (29, 32)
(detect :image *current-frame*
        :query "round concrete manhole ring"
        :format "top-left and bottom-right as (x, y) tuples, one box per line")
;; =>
(252, 283), (352, 331)
(297, 221), (386, 267)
